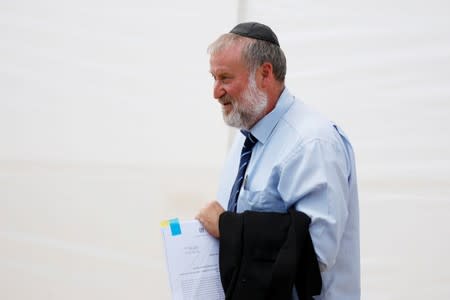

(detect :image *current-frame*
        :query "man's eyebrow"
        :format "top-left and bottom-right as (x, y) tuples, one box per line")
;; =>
(210, 71), (231, 79)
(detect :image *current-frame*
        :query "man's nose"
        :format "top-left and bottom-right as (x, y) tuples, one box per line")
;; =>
(213, 80), (226, 99)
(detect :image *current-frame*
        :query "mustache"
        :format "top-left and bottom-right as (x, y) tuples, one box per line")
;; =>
(219, 94), (233, 105)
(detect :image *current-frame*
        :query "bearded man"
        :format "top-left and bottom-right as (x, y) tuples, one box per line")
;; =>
(196, 22), (360, 300)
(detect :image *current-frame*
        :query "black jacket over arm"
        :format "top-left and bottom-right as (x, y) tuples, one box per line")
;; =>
(219, 209), (322, 300)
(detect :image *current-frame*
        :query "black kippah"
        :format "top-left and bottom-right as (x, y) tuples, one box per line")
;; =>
(230, 22), (280, 47)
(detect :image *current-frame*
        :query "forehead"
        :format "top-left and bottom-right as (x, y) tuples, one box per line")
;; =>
(209, 43), (248, 75)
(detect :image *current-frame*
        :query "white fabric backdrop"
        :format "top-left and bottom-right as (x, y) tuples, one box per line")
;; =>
(1, 0), (449, 299)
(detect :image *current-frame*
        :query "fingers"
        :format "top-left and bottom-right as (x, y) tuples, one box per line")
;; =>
(196, 201), (224, 238)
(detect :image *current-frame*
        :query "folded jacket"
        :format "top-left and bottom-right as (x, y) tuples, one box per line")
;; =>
(219, 209), (322, 300)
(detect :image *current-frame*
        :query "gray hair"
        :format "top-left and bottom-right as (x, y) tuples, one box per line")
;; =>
(207, 33), (287, 82)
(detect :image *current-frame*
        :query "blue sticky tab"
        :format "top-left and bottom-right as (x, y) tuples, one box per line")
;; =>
(169, 218), (181, 236)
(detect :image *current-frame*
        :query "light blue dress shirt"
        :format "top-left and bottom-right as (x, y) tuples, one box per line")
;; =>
(217, 88), (360, 300)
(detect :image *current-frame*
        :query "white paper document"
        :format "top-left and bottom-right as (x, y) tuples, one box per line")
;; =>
(161, 219), (225, 300)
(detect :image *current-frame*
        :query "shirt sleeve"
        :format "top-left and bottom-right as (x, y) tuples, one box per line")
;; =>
(277, 138), (350, 270)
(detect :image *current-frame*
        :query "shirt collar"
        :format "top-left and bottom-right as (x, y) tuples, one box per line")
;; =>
(248, 88), (295, 144)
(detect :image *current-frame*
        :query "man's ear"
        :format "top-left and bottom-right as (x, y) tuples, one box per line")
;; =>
(258, 62), (274, 88)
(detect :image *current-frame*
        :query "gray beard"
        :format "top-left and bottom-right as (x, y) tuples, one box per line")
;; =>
(222, 76), (268, 130)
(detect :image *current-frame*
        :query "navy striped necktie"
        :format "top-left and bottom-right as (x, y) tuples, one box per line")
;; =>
(227, 130), (258, 212)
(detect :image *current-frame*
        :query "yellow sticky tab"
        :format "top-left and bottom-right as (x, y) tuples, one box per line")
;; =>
(160, 220), (169, 228)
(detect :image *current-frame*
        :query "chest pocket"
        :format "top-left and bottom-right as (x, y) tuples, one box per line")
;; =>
(237, 188), (286, 213)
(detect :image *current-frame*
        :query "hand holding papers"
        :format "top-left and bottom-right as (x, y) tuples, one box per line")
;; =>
(160, 218), (225, 300)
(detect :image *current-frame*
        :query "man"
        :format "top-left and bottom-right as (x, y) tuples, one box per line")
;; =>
(196, 22), (360, 300)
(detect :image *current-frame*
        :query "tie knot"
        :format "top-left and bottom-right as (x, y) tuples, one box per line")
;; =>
(241, 130), (258, 149)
